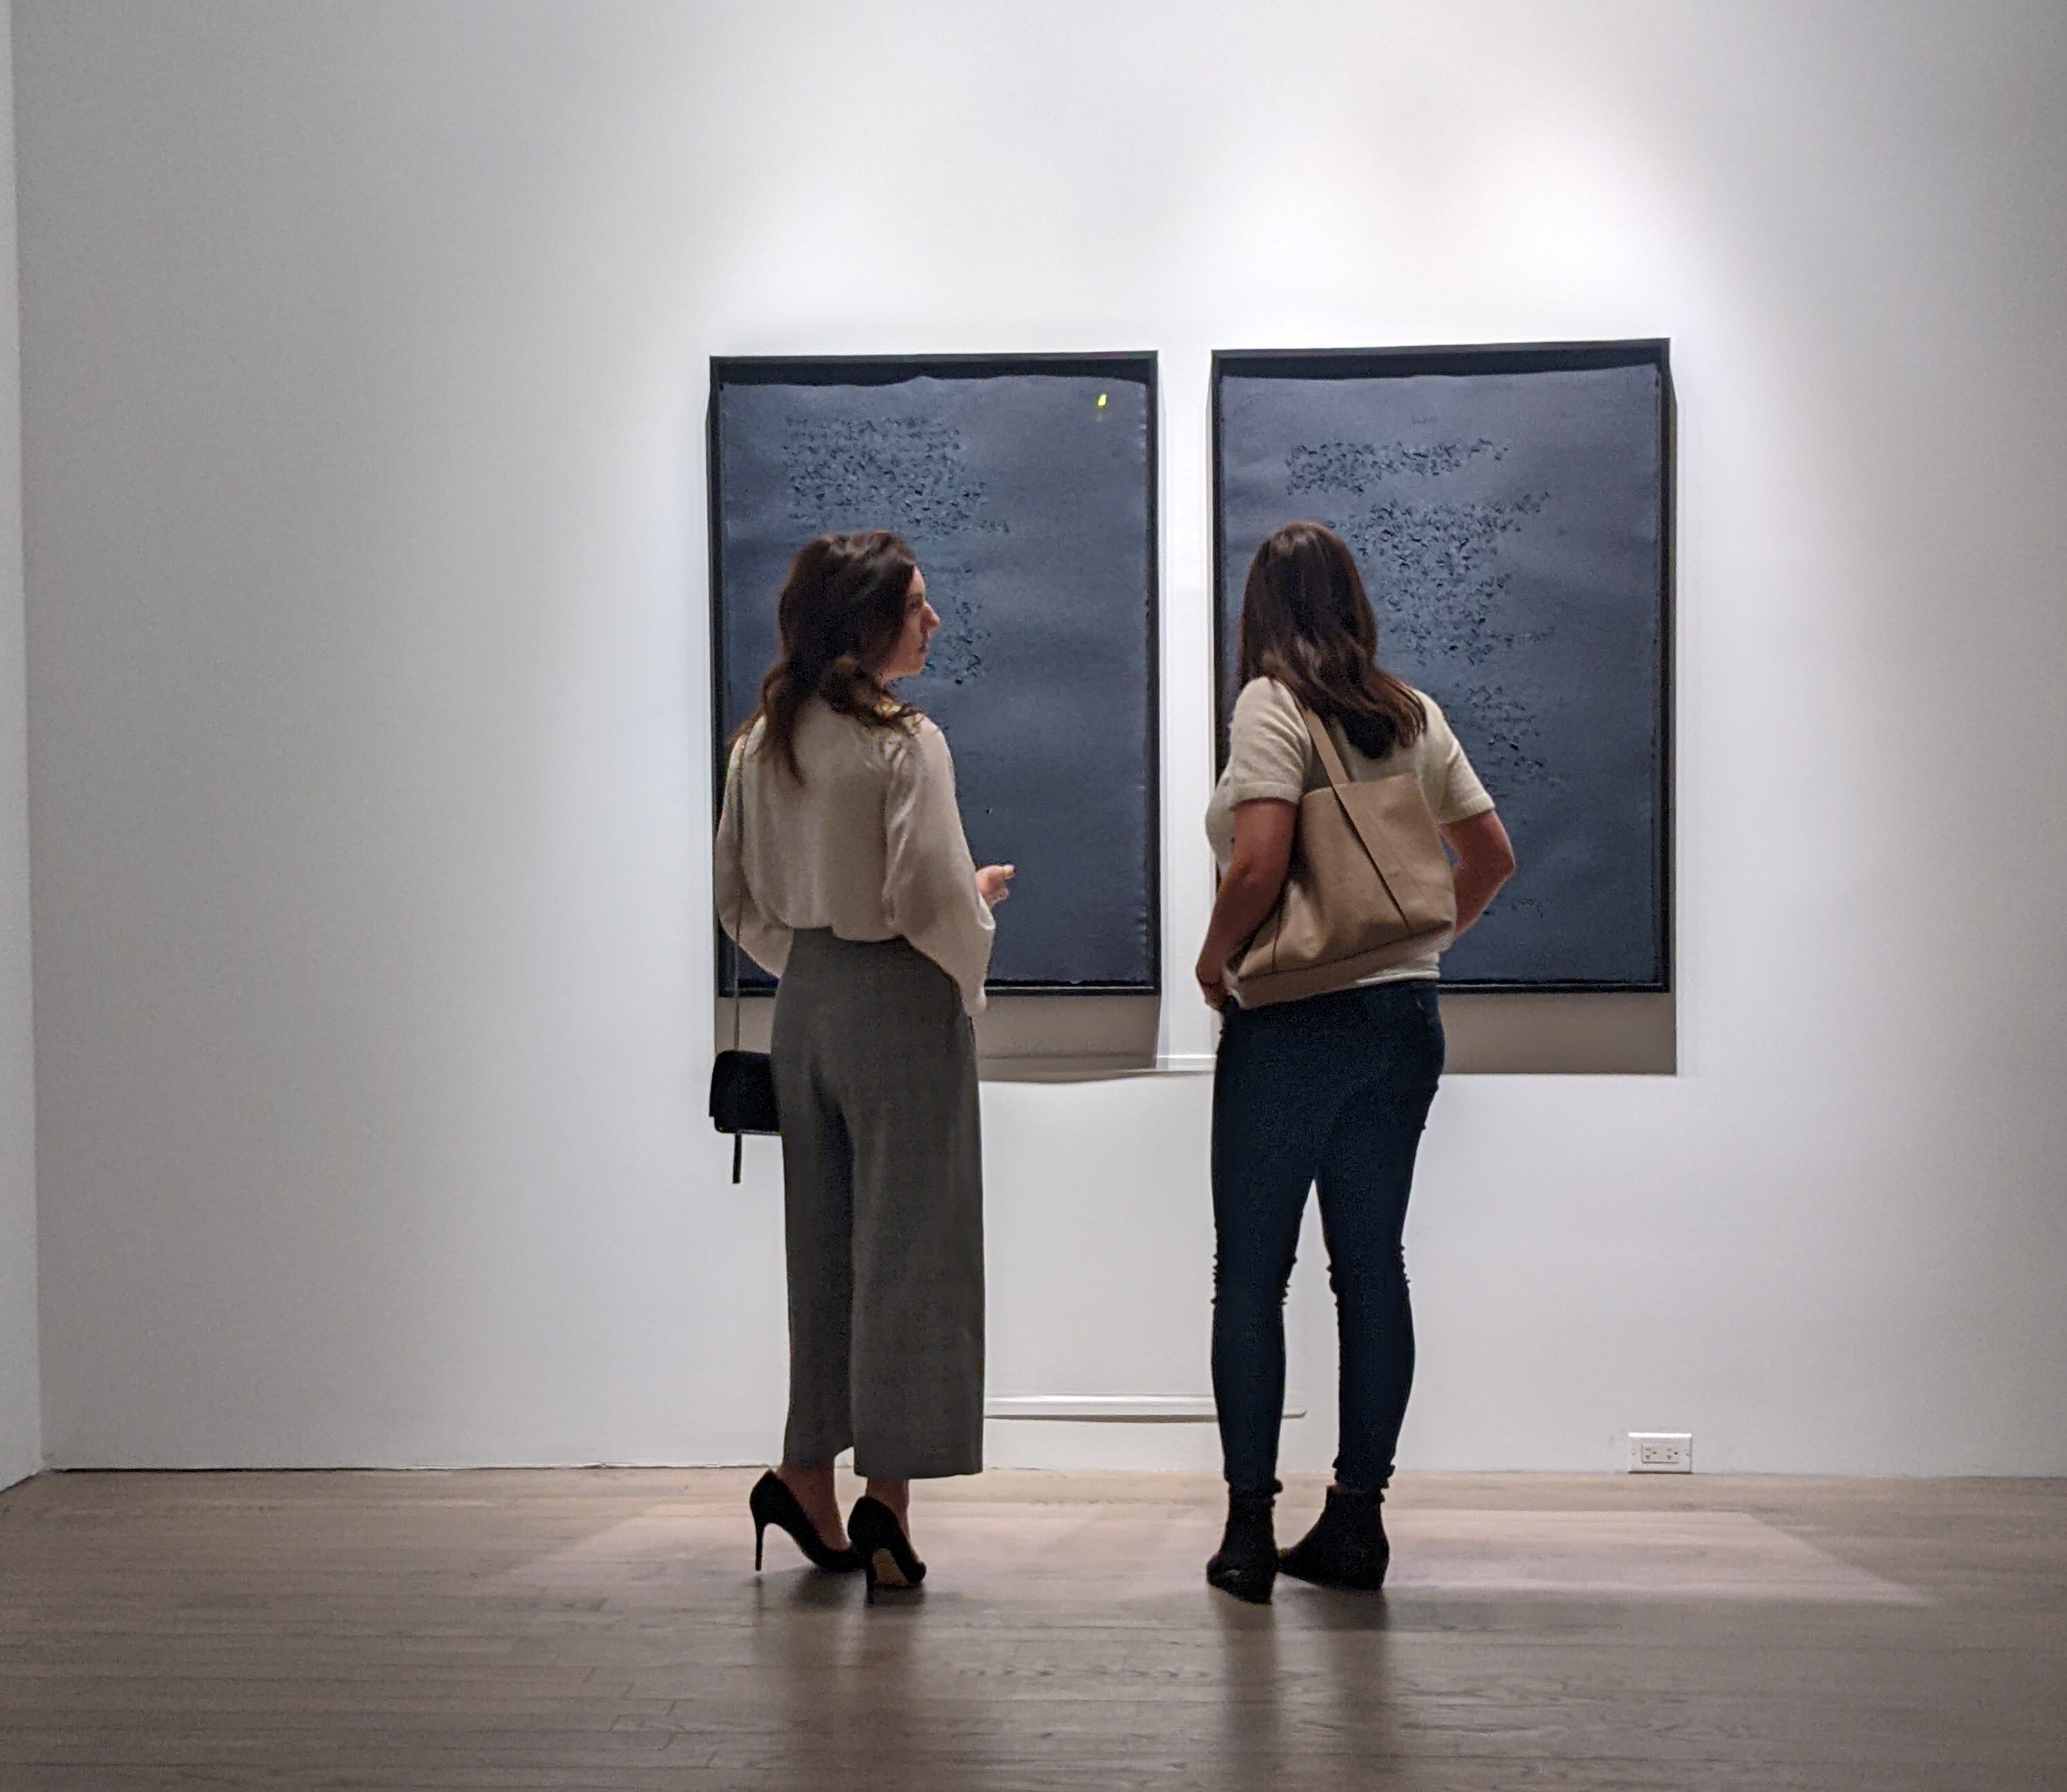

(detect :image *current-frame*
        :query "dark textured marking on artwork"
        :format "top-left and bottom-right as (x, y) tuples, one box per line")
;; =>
(1451, 681), (1552, 791)
(920, 561), (990, 687)
(1329, 493), (1550, 667)
(1278, 436), (1555, 779)
(1286, 438), (1502, 495)
(783, 418), (999, 546)
(782, 418), (998, 688)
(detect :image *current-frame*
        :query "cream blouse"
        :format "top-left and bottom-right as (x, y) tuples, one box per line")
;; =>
(715, 697), (996, 1015)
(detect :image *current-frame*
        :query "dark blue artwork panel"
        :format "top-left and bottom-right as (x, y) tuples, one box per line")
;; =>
(713, 357), (1159, 990)
(1215, 347), (1669, 989)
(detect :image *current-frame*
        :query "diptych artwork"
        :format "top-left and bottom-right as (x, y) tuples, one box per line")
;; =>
(1214, 343), (1673, 990)
(710, 355), (1160, 992)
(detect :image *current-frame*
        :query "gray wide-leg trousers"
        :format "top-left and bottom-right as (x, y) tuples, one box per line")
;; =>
(771, 929), (985, 1480)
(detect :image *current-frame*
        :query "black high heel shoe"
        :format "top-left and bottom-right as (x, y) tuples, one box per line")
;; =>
(749, 1470), (861, 1573)
(847, 1495), (926, 1602)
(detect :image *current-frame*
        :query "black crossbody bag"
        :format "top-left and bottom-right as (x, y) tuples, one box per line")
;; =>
(708, 750), (779, 1183)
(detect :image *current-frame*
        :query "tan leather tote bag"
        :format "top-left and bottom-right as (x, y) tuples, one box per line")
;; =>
(1229, 706), (1457, 1008)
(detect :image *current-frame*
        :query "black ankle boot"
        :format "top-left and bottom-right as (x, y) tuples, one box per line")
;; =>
(1206, 1493), (1278, 1603)
(1278, 1483), (1389, 1590)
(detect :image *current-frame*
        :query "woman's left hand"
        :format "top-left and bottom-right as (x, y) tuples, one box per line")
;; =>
(1195, 953), (1229, 1010)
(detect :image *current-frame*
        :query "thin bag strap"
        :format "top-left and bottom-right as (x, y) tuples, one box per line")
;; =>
(726, 739), (747, 1054)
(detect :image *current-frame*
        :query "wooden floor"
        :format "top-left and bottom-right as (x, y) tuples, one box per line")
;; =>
(2, 1468), (2063, 1789)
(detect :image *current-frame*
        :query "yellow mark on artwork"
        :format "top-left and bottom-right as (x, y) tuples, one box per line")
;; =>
(1096, 393), (1108, 407)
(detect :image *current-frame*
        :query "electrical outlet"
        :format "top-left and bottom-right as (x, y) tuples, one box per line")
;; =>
(1628, 1432), (1693, 1473)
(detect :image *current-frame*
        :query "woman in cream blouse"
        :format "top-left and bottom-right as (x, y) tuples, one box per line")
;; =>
(715, 529), (1011, 1600)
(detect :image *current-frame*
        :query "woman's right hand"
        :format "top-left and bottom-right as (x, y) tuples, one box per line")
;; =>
(975, 864), (1016, 908)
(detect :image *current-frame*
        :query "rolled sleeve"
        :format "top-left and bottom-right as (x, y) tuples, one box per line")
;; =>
(882, 721), (995, 1014)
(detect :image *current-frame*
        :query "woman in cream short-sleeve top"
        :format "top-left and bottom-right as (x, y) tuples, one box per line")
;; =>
(1195, 521), (1516, 1605)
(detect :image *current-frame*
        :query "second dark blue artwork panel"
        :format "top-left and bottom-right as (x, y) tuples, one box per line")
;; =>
(712, 355), (1159, 991)
(1215, 344), (1671, 990)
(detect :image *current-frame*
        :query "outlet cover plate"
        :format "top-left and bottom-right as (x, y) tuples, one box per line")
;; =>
(1628, 1431), (1693, 1472)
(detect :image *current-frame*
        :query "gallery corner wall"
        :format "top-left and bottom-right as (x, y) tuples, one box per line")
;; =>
(12, 1), (2067, 1475)
(0, 0), (43, 1494)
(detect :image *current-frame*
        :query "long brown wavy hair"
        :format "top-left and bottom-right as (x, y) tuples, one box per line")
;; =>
(1238, 520), (1425, 759)
(742, 530), (921, 781)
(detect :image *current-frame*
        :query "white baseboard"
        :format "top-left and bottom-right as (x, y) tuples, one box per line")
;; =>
(984, 1396), (1306, 1421)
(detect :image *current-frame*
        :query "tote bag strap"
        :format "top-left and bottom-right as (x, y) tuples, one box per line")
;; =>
(1299, 705), (1357, 791)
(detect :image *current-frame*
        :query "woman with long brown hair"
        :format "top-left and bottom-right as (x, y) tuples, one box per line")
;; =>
(715, 530), (1013, 1599)
(1196, 520), (1516, 1603)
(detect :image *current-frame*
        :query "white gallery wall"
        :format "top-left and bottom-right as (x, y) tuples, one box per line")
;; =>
(14, 1), (2067, 1475)
(0, 0), (39, 1493)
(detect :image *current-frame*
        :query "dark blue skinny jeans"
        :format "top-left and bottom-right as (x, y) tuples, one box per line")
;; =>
(1211, 979), (1445, 1499)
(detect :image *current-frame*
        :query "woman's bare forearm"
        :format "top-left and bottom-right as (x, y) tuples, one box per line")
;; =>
(1451, 856), (1510, 936)
(1202, 860), (1287, 972)
(1196, 799), (1296, 1006)
(1442, 809), (1517, 938)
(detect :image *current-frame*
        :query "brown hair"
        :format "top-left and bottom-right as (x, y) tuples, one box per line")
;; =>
(743, 530), (921, 780)
(1237, 520), (1425, 760)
